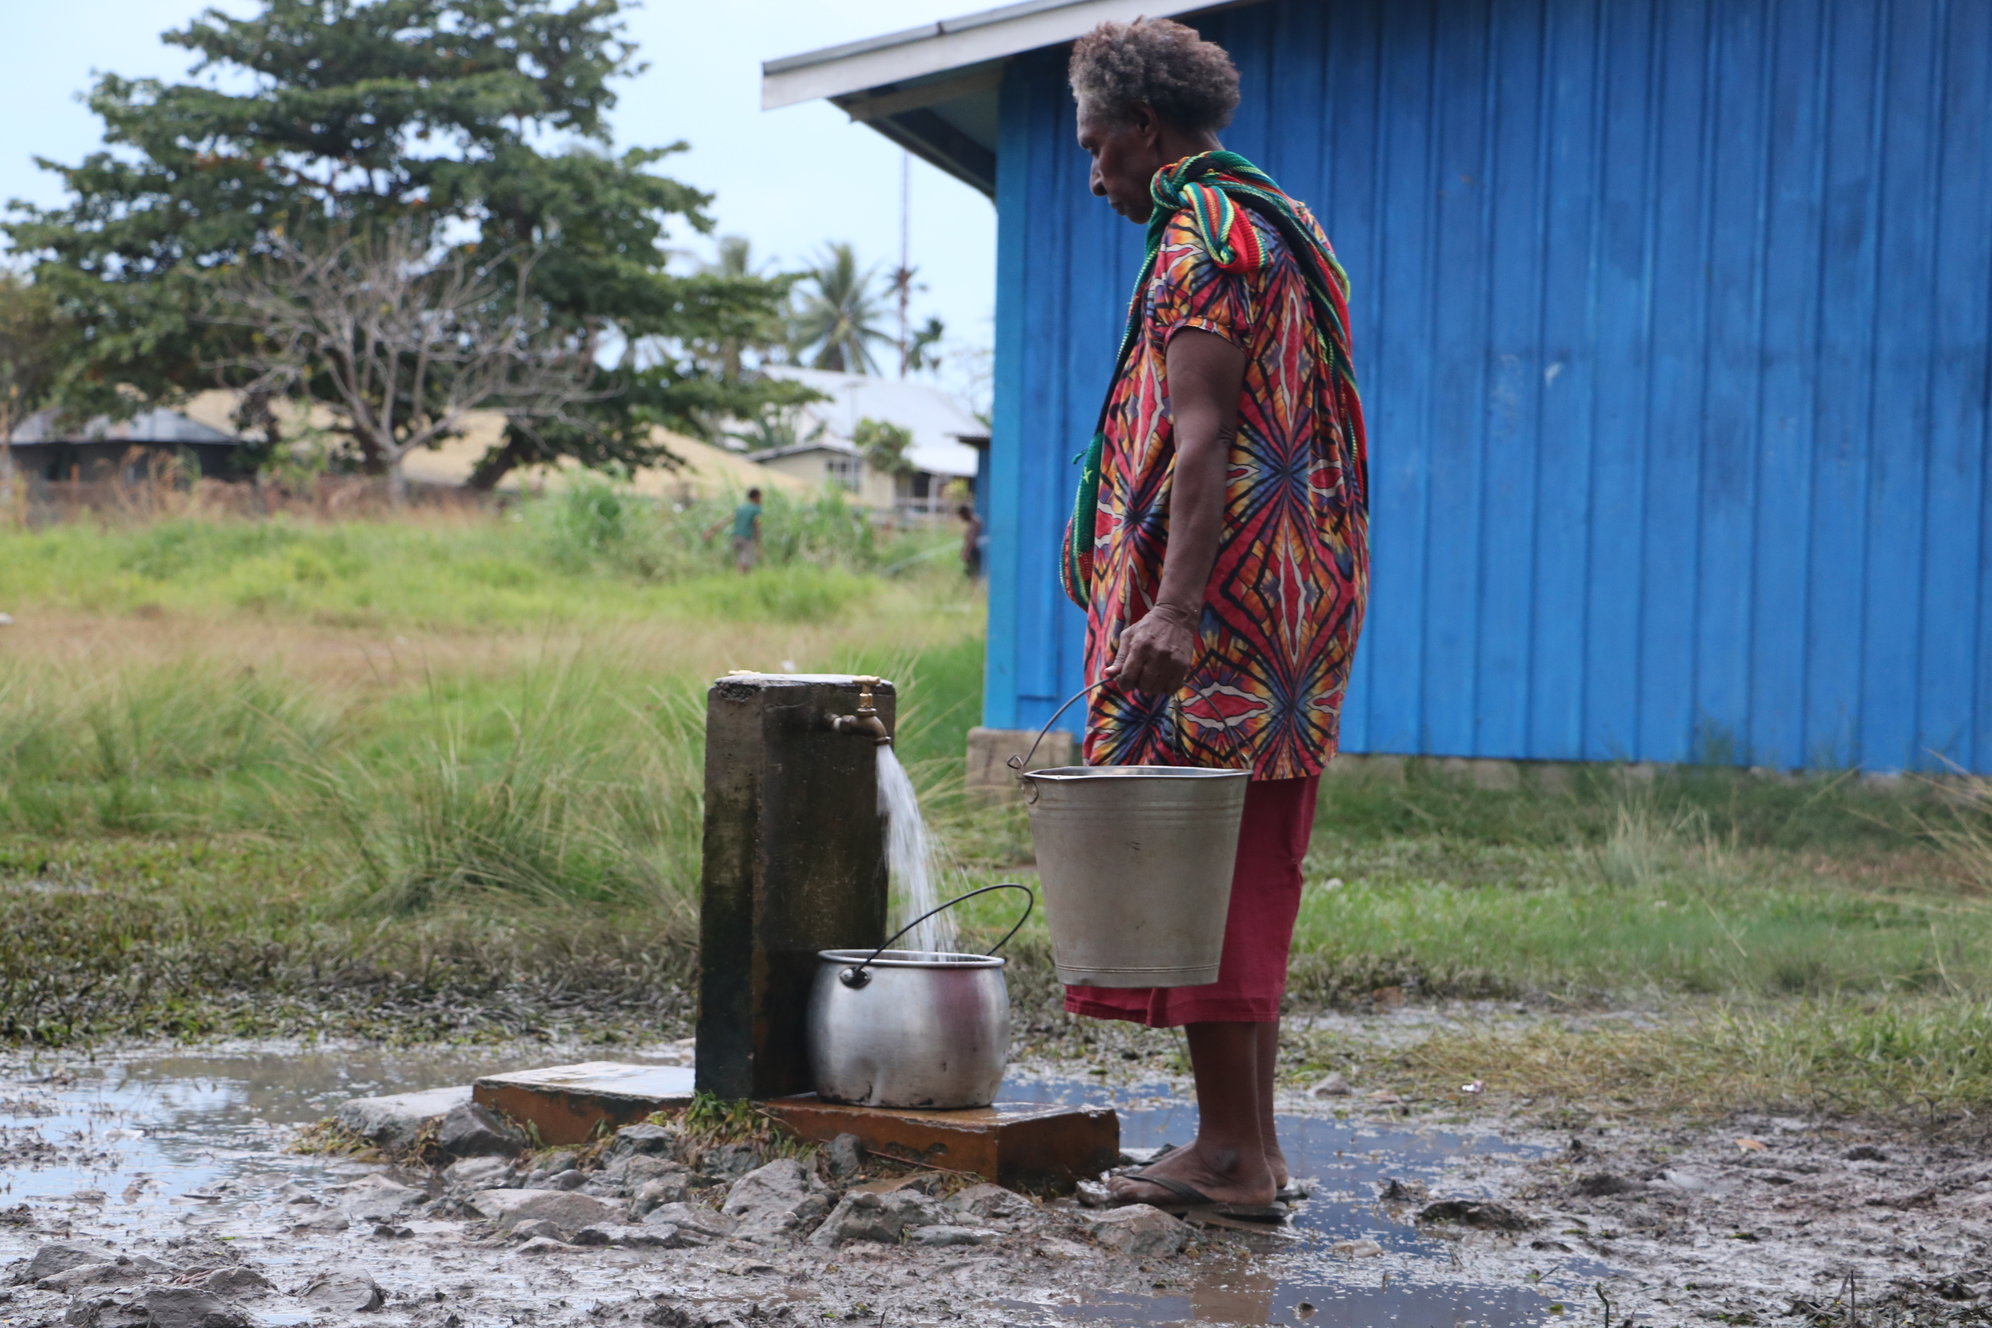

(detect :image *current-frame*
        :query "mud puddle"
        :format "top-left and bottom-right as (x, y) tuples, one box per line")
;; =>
(1006, 1077), (1591, 1325)
(0, 1045), (1594, 1327)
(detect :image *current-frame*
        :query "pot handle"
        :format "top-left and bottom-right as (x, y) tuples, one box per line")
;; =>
(838, 883), (1036, 989)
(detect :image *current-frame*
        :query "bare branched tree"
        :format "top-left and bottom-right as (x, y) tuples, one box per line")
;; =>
(216, 225), (596, 503)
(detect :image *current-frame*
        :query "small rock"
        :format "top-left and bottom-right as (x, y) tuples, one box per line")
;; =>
(1074, 1180), (1112, 1208)
(1331, 1238), (1385, 1259)
(908, 1225), (1001, 1247)
(467, 1188), (620, 1232)
(1082, 1206), (1190, 1258)
(698, 1143), (762, 1181)
(60, 1297), (149, 1328)
(606, 1154), (690, 1187)
(436, 1103), (527, 1159)
(371, 1223), (413, 1239)
(851, 1172), (942, 1196)
(946, 1183), (1035, 1223)
(441, 1157), (517, 1192)
(530, 1169), (588, 1193)
(276, 1182), (320, 1206)
(574, 1224), (678, 1249)
(290, 1212), (350, 1234)
(823, 1133), (864, 1180)
(301, 1270), (384, 1312)
(1377, 1178), (1429, 1203)
(630, 1168), (697, 1213)
(1845, 1144), (1888, 1162)
(39, 1262), (144, 1292)
(1572, 1172), (1643, 1197)
(510, 1220), (564, 1242)
(520, 1151), (580, 1187)
(333, 1086), (472, 1155)
(515, 1236), (574, 1255)
(721, 1159), (831, 1245)
(196, 1268), (274, 1297)
(1309, 1073), (1353, 1097)
(608, 1123), (686, 1162)
(809, 1191), (947, 1247)
(16, 1241), (118, 1284)
(1416, 1199), (1537, 1232)
(140, 1288), (254, 1328)
(328, 1173), (425, 1221)
(639, 1203), (738, 1244)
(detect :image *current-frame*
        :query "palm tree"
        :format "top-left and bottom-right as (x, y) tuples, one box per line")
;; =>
(789, 243), (891, 375)
(698, 236), (785, 382)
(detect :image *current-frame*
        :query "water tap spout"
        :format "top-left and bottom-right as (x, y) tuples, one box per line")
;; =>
(831, 676), (891, 745)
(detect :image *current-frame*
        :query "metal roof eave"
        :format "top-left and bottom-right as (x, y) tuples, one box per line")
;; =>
(763, 0), (1251, 197)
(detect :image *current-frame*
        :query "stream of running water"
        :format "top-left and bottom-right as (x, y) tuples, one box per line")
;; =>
(875, 745), (960, 956)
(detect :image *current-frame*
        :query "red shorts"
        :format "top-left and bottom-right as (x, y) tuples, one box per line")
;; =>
(1063, 775), (1319, 1027)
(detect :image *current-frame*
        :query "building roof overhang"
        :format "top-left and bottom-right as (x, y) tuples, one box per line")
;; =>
(762, 0), (1252, 197)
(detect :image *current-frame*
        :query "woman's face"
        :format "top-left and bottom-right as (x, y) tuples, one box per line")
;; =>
(1077, 102), (1164, 223)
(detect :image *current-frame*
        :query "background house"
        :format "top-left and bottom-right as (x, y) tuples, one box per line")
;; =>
(768, 0), (1992, 775)
(750, 366), (986, 521)
(4, 406), (244, 484)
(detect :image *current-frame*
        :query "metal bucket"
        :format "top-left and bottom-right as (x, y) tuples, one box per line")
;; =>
(806, 884), (1032, 1109)
(1019, 764), (1249, 987)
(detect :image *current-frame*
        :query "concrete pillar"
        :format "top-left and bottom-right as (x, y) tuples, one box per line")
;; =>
(696, 673), (894, 1101)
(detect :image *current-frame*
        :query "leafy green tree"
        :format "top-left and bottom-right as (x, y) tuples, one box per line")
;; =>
(789, 243), (891, 375)
(853, 417), (915, 478)
(0, 272), (83, 503)
(5, 0), (802, 488)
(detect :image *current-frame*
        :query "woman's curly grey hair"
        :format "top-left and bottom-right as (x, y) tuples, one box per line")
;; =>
(1068, 18), (1240, 133)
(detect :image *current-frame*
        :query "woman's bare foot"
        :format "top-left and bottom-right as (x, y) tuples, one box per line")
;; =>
(1265, 1140), (1290, 1192)
(1109, 1138), (1277, 1208)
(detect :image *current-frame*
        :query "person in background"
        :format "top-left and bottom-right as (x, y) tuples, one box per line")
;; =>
(1060, 18), (1370, 1218)
(958, 503), (984, 580)
(706, 487), (762, 573)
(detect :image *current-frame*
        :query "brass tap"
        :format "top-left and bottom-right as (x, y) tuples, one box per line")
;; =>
(831, 675), (891, 745)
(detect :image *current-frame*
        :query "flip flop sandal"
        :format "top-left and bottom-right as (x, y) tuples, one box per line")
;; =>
(1110, 1170), (1290, 1225)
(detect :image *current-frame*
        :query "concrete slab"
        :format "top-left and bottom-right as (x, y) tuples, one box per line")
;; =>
(763, 1096), (1119, 1193)
(473, 1062), (695, 1147)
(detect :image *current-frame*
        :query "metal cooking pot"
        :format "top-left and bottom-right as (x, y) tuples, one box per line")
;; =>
(807, 883), (1033, 1109)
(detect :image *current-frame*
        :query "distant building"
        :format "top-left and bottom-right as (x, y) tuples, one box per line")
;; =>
(4, 407), (244, 483)
(768, 0), (1992, 775)
(750, 366), (987, 521)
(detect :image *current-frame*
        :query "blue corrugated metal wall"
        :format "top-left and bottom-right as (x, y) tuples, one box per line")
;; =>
(985, 0), (1992, 773)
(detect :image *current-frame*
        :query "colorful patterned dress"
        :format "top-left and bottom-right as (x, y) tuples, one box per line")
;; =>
(1081, 201), (1368, 781)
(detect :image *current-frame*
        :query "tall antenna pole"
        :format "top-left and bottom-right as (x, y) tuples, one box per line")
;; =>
(897, 152), (911, 379)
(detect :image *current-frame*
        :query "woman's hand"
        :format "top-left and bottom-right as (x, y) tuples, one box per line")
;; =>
(1107, 601), (1200, 696)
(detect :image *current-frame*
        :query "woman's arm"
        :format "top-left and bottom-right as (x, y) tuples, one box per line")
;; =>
(1106, 327), (1247, 696)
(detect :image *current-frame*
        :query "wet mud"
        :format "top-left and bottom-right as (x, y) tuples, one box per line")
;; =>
(0, 1044), (1984, 1326)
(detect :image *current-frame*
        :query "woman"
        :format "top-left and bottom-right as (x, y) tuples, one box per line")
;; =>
(1059, 18), (1369, 1213)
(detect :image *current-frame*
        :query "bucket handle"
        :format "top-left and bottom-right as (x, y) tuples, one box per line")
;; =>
(838, 882), (1035, 989)
(1005, 680), (1109, 790)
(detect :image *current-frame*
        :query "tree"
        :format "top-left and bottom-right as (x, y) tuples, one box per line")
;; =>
(789, 243), (892, 375)
(5, 0), (799, 487)
(691, 236), (790, 384)
(217, 225), (594, 502)
(0, 272), (83, 504)
(853, 417), (915, 479)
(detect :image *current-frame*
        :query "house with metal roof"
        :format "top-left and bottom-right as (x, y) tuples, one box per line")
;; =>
(747, 366), (987, 521)
(4, 406), (246, 485)
(769, 0), (1992, 775)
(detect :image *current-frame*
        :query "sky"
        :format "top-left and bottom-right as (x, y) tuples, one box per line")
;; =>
(0, 1), (1001, 376)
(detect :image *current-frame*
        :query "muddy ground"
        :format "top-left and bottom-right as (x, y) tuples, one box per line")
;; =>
(0, 1039), (1987, 1327)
